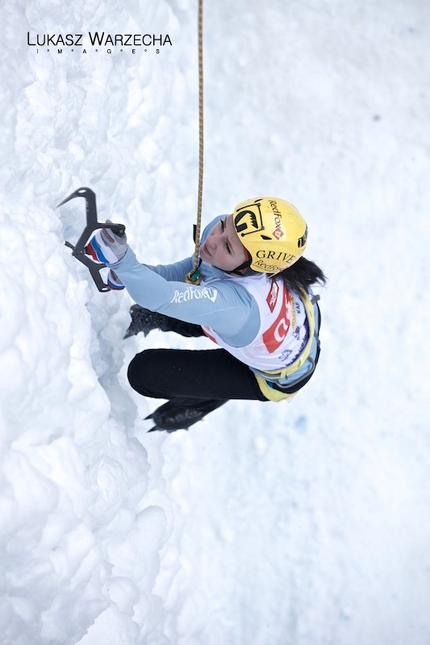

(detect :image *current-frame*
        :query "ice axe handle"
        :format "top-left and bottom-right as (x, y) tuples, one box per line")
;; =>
(59, 186), (126, 292)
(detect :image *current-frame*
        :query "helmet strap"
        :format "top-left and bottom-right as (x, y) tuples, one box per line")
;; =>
(229, 249), (253, 276)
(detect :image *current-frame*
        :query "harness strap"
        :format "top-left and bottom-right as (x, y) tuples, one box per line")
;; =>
(254, 292), (321, 402)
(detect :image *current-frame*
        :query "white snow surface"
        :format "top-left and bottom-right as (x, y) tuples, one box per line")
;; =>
(1, 0), (430, 643)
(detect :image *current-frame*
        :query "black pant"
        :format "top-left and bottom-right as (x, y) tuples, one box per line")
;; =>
(128, 347), (268, 405)
(126, 312), (268, 417)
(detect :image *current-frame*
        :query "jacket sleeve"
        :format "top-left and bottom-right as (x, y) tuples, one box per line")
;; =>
(143, 256), (194, 282)
(132, 217), (220, 282)
(108, 248), (260, 344)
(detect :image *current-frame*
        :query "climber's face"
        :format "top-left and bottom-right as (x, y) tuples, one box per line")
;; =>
(199, 215), (248, 272)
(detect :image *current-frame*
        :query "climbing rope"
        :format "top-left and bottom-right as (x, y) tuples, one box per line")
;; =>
(185, 0), (204, 285)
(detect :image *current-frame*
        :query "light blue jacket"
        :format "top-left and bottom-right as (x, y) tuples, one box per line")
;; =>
(109, 217), (260, 347)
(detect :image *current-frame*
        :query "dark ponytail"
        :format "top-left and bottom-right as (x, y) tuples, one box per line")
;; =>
(278, 256), (327, 295)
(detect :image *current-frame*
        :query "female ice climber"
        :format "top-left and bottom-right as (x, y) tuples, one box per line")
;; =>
(86, 197), (326, 432)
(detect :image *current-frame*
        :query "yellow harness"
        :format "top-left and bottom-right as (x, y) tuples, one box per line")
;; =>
(254, 292), (321, 402)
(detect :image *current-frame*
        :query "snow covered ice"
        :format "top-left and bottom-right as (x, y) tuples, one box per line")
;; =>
(1, 0), (430, 643)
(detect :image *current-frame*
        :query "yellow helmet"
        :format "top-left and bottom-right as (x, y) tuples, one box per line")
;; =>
(232, 197), (308, 274)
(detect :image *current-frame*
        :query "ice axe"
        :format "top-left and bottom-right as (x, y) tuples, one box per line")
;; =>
(58, 187), (126, 292)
